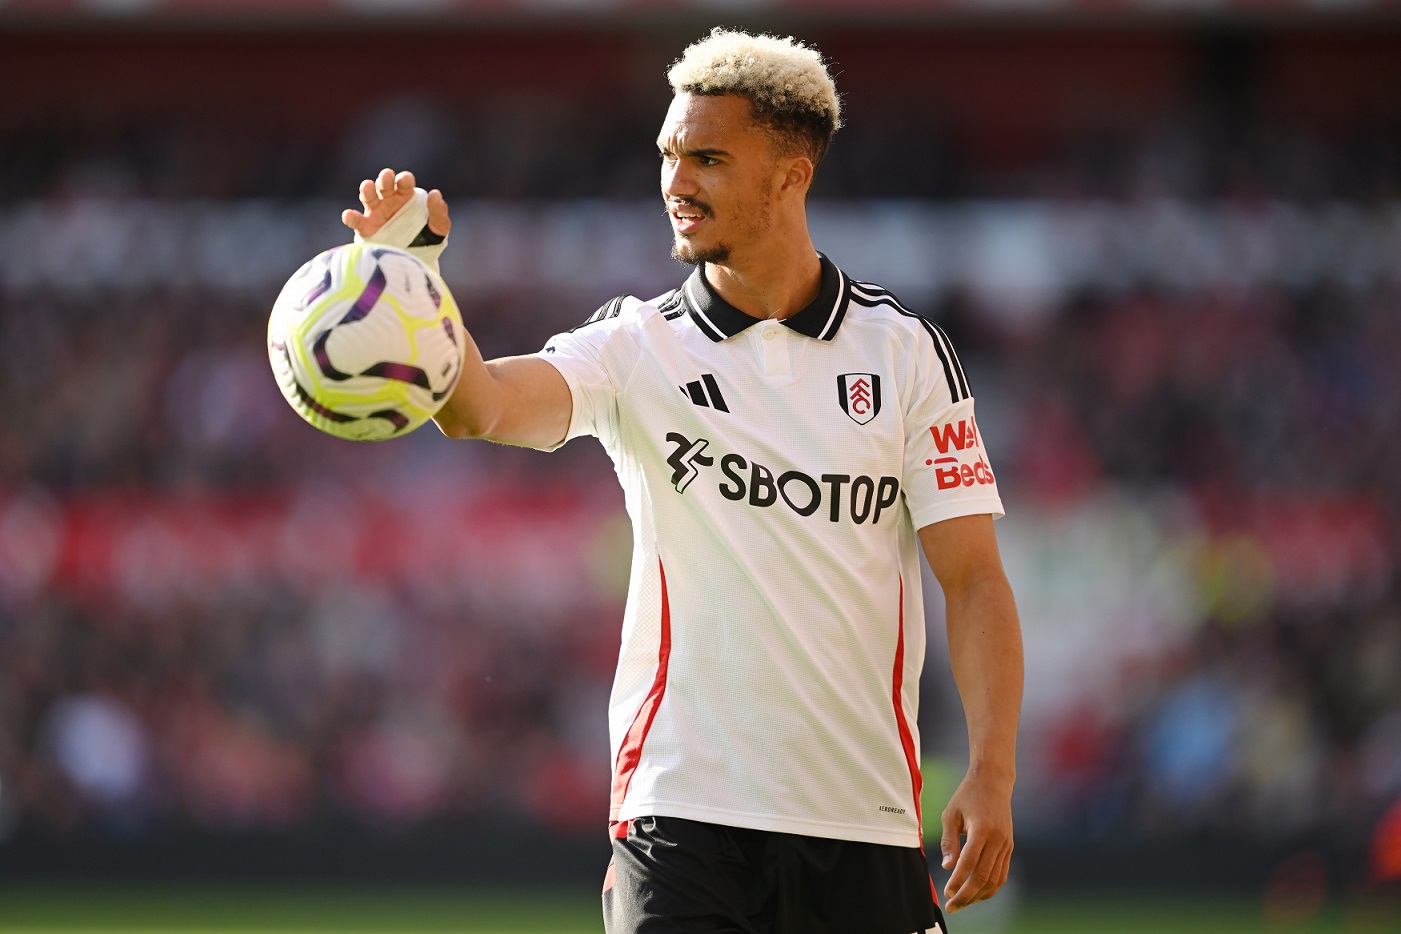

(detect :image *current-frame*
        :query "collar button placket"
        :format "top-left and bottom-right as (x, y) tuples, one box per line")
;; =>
(759, 325), (791, 377)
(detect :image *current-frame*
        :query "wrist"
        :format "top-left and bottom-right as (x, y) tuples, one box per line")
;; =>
(966, 758), (1016, 789)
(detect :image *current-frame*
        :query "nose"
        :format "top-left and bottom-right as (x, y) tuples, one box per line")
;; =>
(662, 158), (698, 201)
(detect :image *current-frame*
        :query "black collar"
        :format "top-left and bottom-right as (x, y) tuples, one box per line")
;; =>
(682, 254), (851, 342)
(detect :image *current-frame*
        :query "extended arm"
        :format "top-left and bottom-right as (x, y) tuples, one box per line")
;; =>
(918, 513), (1023, 913)
(342, 168), (572, 448)
(433, 351), (571, 448)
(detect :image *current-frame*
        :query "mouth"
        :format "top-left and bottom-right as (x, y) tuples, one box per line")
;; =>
(668, 201), (710, 236)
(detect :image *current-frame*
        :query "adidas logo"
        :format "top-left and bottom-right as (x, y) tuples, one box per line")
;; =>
(679, 374), (729, 412)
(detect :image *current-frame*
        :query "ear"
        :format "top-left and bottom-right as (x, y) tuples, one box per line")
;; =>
(776, 154), (814, 200)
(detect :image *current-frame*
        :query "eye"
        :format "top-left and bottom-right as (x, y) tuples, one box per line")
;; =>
(698, 156), (720, 167)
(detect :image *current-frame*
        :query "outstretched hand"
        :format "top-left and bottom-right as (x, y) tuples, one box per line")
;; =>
(341, 168), (451, 240)
(939, 771), (1014, 913)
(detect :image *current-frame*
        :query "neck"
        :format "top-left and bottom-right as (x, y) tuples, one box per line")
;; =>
(704, 228), (822, 321)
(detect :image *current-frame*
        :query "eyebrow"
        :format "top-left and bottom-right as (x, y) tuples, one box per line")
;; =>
(657, 144), (731, 160)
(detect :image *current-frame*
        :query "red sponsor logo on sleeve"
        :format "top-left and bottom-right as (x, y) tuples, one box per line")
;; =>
(927, 417), (996, 490)
(929, 417), (979, 454)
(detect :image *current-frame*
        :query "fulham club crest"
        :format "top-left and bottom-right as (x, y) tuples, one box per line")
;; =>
(838, 373), (881, 425)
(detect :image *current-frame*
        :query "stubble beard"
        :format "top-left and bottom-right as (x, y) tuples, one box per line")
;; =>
(671, 237), (731, 267)
(669, 180), (773, 269)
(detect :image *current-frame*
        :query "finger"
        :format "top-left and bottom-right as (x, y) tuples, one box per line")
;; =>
(375, 167), (396, 199)
(939, 806), (962, 871)
(943, 835), (988, 913)
(395, 170), (416, 195)
(342, 208), (366, 231)
(426, 189), (452, 237)
(984, 846), (1013, 903)
(962, 831), (1014, 909)
(989, 846), (1012, 898)
(967, 846), (1010, 907)
(359, 178), (377, 210)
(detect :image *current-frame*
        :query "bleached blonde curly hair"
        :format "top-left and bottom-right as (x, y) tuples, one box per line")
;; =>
(667, 27), (842, 166)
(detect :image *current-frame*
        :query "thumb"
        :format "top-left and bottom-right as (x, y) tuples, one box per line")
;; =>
(426, 189), (452, 238)
(940, 806), (962, 870)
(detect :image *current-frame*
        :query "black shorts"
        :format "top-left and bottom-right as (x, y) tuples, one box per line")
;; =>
(603, 816), (945, 934)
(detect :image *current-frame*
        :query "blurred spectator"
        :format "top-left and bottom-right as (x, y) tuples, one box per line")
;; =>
(40, 694), (150, 822)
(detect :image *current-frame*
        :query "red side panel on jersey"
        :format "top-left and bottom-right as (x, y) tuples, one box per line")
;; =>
(924, 854), (942, 908)
(609, 559), (673, 827)
(892, 576), (924, 843)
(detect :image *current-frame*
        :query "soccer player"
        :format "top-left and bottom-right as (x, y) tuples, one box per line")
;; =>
(343, 28), (1022, 934)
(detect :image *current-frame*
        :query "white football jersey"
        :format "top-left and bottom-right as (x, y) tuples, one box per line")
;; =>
(536, 256), (1004, 847)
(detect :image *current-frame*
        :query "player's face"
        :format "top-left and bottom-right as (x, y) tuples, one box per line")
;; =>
(658, 93), (781, 267)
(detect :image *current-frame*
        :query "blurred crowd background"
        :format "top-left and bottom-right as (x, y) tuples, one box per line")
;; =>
(1, 0), (1399, 907)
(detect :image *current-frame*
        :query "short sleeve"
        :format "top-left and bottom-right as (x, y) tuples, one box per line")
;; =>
(533, 296), (636, 449)
(901, 327), (1005, 530)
